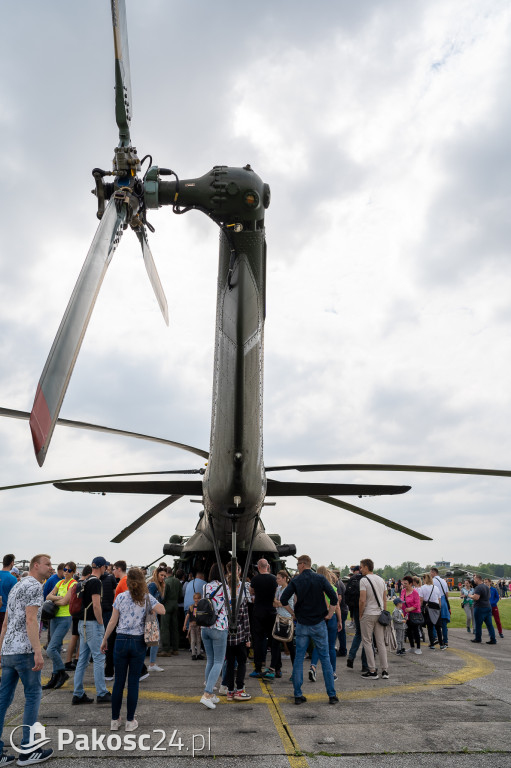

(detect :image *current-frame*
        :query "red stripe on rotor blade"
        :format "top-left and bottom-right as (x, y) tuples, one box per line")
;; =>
(29, 386), (51, 461)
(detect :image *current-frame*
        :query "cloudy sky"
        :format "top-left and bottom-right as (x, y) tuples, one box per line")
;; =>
(1, 0), (510, 572)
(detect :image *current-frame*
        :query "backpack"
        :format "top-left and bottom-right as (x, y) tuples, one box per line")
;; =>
(345, 574), (362, 609)
(69, 577), (101, 618)
(195, 584), (222, 627)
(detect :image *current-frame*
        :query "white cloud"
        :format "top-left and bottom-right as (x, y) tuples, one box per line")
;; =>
(1, 0), (510, 570)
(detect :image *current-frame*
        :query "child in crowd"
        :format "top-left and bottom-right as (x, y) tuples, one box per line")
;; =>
(183, 593), (203, 660)
(392, 597), (406, 655)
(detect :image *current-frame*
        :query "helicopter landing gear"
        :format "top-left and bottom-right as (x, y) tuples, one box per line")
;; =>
(209, 512), (261, 631)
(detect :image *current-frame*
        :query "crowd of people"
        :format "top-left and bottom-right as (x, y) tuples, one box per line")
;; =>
(0, 551), (507, 765)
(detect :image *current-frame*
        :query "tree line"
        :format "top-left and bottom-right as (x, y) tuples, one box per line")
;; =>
(321, 562), (511, 579)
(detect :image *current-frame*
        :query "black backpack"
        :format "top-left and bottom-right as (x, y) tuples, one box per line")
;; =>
(345, 574), (362, 609)
(195, 584), (222, 627)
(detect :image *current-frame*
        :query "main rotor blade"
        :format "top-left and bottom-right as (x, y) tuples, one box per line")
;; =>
(0, 469), (204, 493)
(1, 407), (209, 460)
(111, 0), (132, 145)
(54, 480), (204, 495)
(309, 495), (432, 541)
(265, 480), (411, 496)
(29, 199), (127, 466)
(111, 495), (182, 543)
(265, 463), (511, 478)
(133, 227), (169, 325)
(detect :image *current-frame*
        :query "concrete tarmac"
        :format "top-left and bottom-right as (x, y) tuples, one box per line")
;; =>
(1, 627), (509, 767)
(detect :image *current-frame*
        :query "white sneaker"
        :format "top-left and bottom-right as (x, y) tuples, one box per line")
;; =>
(110, 719), (121, 731)
(125, 719), (138, 732)
(218, 685), (228, 695)
(211, 695), (220, 704)
(414, 649), (422, 655)
(200, 695), (216, 709)
(148, 665), (164, 672)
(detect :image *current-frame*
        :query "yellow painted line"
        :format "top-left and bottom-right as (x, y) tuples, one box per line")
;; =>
(137, 689), (271, 704)
(51, 647), (493, 708)
(267, 648), (495, 703)
(134, 648), (493, 704)
(258, 678), (309, 768)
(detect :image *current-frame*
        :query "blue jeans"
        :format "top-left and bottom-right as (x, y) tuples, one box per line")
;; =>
(0, 653), (42, 752)
(311, 614), (338, 672)
(348, 607), (368, 668)
(149, 645), (158, 664)
(293, 621), (336, 698)
(73, 620), (108, 697)
(201, 627), (228, 694)
(474, 606), (496, 643)
(112, 634), (147, 721)
(46, 616), (72, 672)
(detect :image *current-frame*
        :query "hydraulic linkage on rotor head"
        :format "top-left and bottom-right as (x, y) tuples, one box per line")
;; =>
(91, 144), (144, 226)
(94, 161), (271, 285)
(94, 161), (270, 228)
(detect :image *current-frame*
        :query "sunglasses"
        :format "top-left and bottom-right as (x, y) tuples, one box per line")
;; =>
(63, 568), (74, 573)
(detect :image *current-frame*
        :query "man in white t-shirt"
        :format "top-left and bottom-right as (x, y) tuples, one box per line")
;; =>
(430, 567), (450, 646)
(0, 553), (53, 765)
(359, 558), (388, 680)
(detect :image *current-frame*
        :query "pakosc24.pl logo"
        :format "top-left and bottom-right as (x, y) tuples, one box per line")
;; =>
(9, 723), (51, 755)
(11, 724), (212, 756)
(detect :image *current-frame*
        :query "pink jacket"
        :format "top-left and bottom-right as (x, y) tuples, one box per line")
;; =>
(400, 588), (421, 615)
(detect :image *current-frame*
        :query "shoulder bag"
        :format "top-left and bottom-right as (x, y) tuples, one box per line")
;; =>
(144, 595), (160, 646)
(366, 577), (391, 626)
(424, 585), (441, 625)
(272, 614), (294, 641)
(272, 585), (294, 641)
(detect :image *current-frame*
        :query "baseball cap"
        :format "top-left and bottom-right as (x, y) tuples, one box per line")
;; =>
(350, 565), (360, 572)
(11, 566), (20, 575)
(393, 596), (403, 605)
(91, 556), (110, 568)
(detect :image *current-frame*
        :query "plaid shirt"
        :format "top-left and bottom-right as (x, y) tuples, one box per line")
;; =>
(227, 584), (251, 645)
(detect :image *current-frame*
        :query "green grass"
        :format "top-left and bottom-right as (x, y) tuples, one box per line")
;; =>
(445, 595), (511, 630)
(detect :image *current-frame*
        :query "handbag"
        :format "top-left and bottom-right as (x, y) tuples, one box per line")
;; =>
(41, 599), (57, 622)
(272, 614), (294, 641)
(366, 577), (391, 625)
(144, 595), (160, 646)
(408, 611), (425, 626)
(425, 586), (441, 625)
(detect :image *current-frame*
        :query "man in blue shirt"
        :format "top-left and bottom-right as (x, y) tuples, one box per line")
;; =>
(183, 571), (206, 612)
(280, 554), (339, 705)
(0, 555), (17, 634)
(471, 574), (496, 645)
(485, 578), (504, 639)
(42, 564), (65, 599)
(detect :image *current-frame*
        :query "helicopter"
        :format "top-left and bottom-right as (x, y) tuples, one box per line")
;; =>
(2, 1), (511, 628)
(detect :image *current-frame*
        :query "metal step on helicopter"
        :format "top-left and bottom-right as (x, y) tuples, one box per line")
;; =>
(2, 0), (511, 629)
